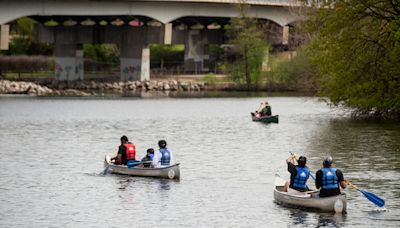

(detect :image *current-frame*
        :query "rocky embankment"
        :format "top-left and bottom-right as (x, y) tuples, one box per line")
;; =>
(0, 79), (206, 96)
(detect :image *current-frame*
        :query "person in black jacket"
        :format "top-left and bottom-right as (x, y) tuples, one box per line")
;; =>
(111, 135), (136, 165)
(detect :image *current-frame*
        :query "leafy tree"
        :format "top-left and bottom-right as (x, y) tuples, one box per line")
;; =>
(300, 0), (400, 119)
(2, 17), (54, 56)
(270, 49), (319, 92)
(224, 3), (269, 89)
(83, 44), (119, 63)
(150, 44), (184, 74)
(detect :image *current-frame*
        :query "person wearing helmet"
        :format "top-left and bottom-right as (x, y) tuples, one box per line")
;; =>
(152, 140), (173, 168)
(284, 154), (310, 193)
(110, 135), (137, 166)
(315, 156), (348, 197)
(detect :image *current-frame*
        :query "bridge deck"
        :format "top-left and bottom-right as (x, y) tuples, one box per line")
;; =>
(136, 0), (298, 6)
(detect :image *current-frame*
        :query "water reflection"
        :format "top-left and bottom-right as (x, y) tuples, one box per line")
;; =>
(157, 179), (171, 191)
(284, 207), (347, 227)
(317, 213), (346, 228)
(289, 208), (310, 226)
(116, 176), (133, 190)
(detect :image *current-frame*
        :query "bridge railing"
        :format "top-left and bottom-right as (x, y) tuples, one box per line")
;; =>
(141, 0), (300, 7)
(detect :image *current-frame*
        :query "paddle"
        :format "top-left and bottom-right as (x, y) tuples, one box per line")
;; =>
(103, 156), (110, 175)
(347, 182), (385, 207)
(287, 152), (385, 207)
(127, 160), (153, 168)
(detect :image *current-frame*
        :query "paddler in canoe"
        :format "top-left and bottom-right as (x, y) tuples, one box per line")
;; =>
(152, 140), (174, 168)
(110, 135), (139, 167)
(284, 154), (311, 194)
(255, 101), (272, 118)
(316, 156), (348, 197)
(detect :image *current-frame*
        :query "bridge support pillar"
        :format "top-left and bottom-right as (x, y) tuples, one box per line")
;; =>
(140, 46), (150, 81)
(120, 27), (146, 81)
(282, 25), (289, 45)
(54, 27), (83, 81)
(55, 43), (84, 81)
(184, 30), (209, 73)
(164, 23), (172, 45)
(0, 24), (9, 50)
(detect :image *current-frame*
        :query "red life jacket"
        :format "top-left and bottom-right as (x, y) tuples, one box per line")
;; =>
(124, 143), (136, 160)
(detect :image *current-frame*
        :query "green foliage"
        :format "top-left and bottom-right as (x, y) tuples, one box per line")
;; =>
(224, 3), (270, 89)
(201, 73), (218, 85)
(1, 17), (53, 56)
(269, 50), (319, 92)
(83, 44), (119, 63)
(15, 17), (36, 39)
(149, 44), (184, 66)
(301, 0), (400, 119)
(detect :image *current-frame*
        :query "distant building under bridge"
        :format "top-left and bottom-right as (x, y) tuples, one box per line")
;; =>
(0, 0), (303, 81)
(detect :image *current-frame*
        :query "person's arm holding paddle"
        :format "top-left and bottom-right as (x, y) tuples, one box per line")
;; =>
(284, 154), (297, 192)
(336, 169), (348, 189)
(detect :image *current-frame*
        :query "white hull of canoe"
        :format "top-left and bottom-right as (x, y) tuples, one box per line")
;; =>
(104, 156), (180, 180)
(274, 177), (347, 213)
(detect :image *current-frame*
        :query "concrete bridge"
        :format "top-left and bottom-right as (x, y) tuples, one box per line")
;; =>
(0, 0), (302, 81)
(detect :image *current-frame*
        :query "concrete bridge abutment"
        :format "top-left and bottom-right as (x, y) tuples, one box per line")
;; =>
(183, 29), (224, 73)
(54, 28), (84, 81)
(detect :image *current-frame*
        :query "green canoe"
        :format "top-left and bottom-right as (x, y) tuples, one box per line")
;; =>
(251, 112), (279, 123)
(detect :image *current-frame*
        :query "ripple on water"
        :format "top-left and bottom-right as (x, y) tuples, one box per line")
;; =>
(0, 96), (399, 227)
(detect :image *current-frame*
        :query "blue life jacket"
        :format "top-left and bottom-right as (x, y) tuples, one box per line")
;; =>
(159, 148), (171, 166)
(293, 166), (310, 189)
(148, 154), (154, 160)
(321, 167), (339, 189)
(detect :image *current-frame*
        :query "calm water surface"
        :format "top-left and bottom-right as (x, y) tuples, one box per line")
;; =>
(0, 94), (399, 227)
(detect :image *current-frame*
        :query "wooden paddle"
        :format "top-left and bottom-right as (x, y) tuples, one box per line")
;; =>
(347, 182), (385, 207)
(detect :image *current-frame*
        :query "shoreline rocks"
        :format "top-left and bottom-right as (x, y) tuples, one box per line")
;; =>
(0, 79), (206, 96)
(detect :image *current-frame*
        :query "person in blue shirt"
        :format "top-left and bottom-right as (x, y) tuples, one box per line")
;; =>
(316, 156), (348, 197)
(284, 155), (310, 193)
(140, 148), (154, 168)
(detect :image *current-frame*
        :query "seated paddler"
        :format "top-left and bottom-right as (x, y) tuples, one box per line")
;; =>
(152, 140), (173, 168)
(255, 101), (272, 117)
(316, 156), (348, 197)
(110, 135), (138, 167)
(137, 148), (155, 168)
(284, 154), (310, 193)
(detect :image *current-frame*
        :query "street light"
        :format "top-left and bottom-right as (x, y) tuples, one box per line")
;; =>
(81, 18), (96, 26)
(63, 19), (77, 26)
(191, 23), (204, 30)
(147, 20), (162, 27)
(111, 18), (125, 26)
(129, 19), (144, 27)
(44, 19), (58, 27)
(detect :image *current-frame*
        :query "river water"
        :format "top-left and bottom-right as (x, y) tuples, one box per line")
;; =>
(0, 93), (399, 227)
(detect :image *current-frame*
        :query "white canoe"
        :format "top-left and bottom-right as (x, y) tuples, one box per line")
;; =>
(104, 156), (180, 180)
(273, 177), (346, 213)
